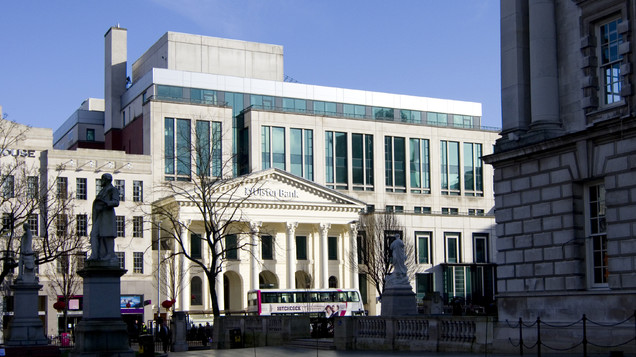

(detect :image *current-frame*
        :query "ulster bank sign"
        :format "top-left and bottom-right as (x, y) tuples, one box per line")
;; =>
(244, 187), (299, 199)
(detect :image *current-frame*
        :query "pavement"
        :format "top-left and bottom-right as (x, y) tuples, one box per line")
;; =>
(162, 346), (621, 357)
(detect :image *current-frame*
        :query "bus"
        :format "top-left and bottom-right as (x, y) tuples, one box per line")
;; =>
(247, 289), (365, 317)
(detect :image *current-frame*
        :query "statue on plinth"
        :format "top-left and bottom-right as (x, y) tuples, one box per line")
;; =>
(385, 233), (411, 289)
(88, 173), (120, 264)
(17, 223), (36, 283)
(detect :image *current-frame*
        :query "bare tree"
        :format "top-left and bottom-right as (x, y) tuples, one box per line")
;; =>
(151, 121), (263, 317)
(352, 211), (416, 298)
(46, 251), (86, 334)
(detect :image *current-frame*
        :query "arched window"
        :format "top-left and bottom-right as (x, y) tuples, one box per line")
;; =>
(191, 276), (202, 305)
(328, 276), (337, 288)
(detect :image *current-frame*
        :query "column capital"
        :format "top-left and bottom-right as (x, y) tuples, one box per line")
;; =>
(250, 221), (262, 232)
(286, 222), (298, 235)
(349, 222), (359, 237)
(319, 223), (331, 234)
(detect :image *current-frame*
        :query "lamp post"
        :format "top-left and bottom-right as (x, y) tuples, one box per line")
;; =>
(157, 221), (162, 329)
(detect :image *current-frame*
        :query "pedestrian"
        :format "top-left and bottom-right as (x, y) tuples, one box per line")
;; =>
(159, 320), (170, 353)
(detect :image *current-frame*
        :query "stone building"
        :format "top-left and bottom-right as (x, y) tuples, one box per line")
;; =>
(486, 0), (636, 324)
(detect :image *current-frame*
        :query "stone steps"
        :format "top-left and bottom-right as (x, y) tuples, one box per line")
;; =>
(287, 338), (336, 350)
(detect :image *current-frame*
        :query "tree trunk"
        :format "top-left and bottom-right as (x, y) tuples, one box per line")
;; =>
(207, 273), (220, 317)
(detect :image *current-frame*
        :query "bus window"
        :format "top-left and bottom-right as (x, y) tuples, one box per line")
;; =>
(310, 292), (319, 302)
(319, 292), (331, 302)
(337, 292), (347, 302)
(347, 291), (360, 302)
(280, 293), (293, 303)
(295, 292), (308, 303)
(262, 292), (278, 303)
(248, 292), (258, 306)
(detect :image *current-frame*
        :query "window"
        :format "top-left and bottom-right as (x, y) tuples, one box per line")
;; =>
(28, 214), (38, 236)
(262, 126), (286, 170)
(76, 252), (87, 270)
(416, 232), (431, 264)
(385, 136), (406, 192)
(77, 214), (88, 237)
(442, 207), (459, 215)
(190, 88), (218, 105)
(57, 255), (69, 274)
(262, 235), (273, 260)
(195, 120), (222, 177)
(410, 138), (431, 194)
(453, 115), (474, 128)
(328, 276), (338, 288)
(133, 252), (143, 273)
(116, 216), (125, 237)
(587, 183), (607, 286)
(443, 265), (469, 301)
(133, 216), (143, 238)
(400, 109), (422, 124)
(464, 143), (483, 196)
(343, 104), (366, 119)
(251, 94), (274, 110)
(468, 209), (485, 216)
(313, 101), (337, 115)
(599, 18), (623, 105)
(328, 236), (338, 260)
(115, 179), (125, 201)
(359, 274), (368, 304)
(414, 206), (431, 214)
(117, 252), (125, 269)
(441, 141), (460, 195)
(282, 98), (307, 113)
(226, 234), (238, 260)
(56, 214), (68, 237)
(427, 112), (448, 126)
(357, 232), (367, 264)
(76, 178), (87, 200)
(415, 273), (434, 300)
(2, 213), (13, 232)
(1, 175), (14, 198)
(290, 128), (313, 180)
(56, 177), (68, 199)
(191, 277), (203, 305)
(27, 176), (38, 199)
(352, 133), (374, 191)
(325, 131), (348, 189)
(86, 128), (95, 141)
(385, 205), (404, 213)
(95, 178), (103, 196)
(157, 85), (184, 100)
(373, 107), (394, 120)
(445, 233), (461, 263)
(164, 118), (191, 180)
(133, 181), (143, 202)
(191, 233), (202, 259)
(474, 234), (488, 263)
(296, 236), (307, 260)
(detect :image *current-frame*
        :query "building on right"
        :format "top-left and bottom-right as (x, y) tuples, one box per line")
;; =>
(486, 0), (636, 325)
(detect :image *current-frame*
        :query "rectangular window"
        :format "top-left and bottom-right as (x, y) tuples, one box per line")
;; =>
(313, 101), (337, 115)
(133, 216), (143, 238)
(56, 177), (67, 199)
(290, 128), (314, 180)
(96, 178), (103, 196)
(191, 233), (202, 259)
(325, 131), (348, 189)
(443, 265), (471, 301)
(116, 216), (125, 237)
(468, 209), (485, 216)
(2, 175), (14, 198)
(385, 136), (406, 192)
(133, 181), (143, 202)
(352, 133), (374, 191)
(2, 213), (13, 232)
(115, 179), (125, 202)
(415, 273), (434, 300)
(416, 232), (431, 264)
(133, 252), (143, 274)
(251, 94), (275, 110)
(56, 214), (68, 237)
(262, 235), (273, 260)
(599, 18), (623, 105)
(57, 255), (69, 274)
(359, 274), (368, 304)
(587, 183), (607, 285)
(357, 232), (367, 264)
(117, 252), (125, 270)
(27, 176), (38, 199)
(77, 214), (88, 237)
(164, 117), (175, 175)
(464, 143), (483, 196)
(385, 205), (404, 213)
(190, 88), (218, 105)
(426, 112), (448, 126)
(76, 178), (87, 200)
(226, 234), (238, 260)
(164, 118), (191, 179)
(328, 236), (338, 260)
(86, 128), (95, 141)
(28, 214), (38, 236)
(441, 141), (460, 195)
(373, 107), (394, 120)
(343, 104), (366, 119)
(262, 126), (286, 170)
(296, 236), (307, 260)
(282, 98), (307, 113)
(474, 234), (488, 263)
(400, 109), (422, 124)
(445, 233), (461, 263)
(410, 138), (431, 194)
(76, 251), (87, 271)
(442, 207), (459, 215)
(196, 120), (210, 176)
(157, 85), (184, 100)
(453, 115), (474, 128)
(414, 206), (431, 214)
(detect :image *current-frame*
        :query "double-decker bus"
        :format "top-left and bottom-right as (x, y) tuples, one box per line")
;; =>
(247, 289), (365, 317)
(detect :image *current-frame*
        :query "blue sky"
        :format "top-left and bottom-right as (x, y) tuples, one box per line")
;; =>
(0, 0), (501, 130)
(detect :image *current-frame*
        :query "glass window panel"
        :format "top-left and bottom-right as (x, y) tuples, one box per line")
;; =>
(325, 132), (334, 184)
(262, 126), (271, 169)
(296, 236), (307, 260)
(176, 119), (191, 175)
(290, 129), (302, 177)
(304, 130), (313, 180)
(272, 127), (285, 170)
(335, 132), (347, 184)
(196, 121), (210, 176)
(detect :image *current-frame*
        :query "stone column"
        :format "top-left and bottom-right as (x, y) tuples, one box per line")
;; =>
(349, 223), (359, 290)
(179, 222), (190, 311)
(319, 223), (331, 289)
(214, 225), (225, 313)
(528, 0), (561, 131)
(286, 222), (298, 289)
(250, 221), (262, 290)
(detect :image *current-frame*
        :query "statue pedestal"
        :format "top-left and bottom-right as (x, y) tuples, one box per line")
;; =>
(5, 281), (48, 346)
(70, 261), (134, 357)
(380, 286), (417, 316)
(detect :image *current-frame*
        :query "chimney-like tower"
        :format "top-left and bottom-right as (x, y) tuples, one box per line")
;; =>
(104, 26), (127, 150)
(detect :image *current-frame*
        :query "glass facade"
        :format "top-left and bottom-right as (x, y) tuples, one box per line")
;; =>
(165, 118), (193, 180)
(262, 126), (286, 170)
(441, 141), (460, 195)
(325, 131), (348, 189)
(384, 136), (405, 192)
(410, 138), (430, 194)
(352, 133), (374, 191)
(464, 143), (483, 196)
(290, 128), (313, 180)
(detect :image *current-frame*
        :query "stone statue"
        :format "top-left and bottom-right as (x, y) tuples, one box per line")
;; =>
(17, 223), (36, 282)
(385, 233), (410, 289)
(88, 173), (120, 263)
